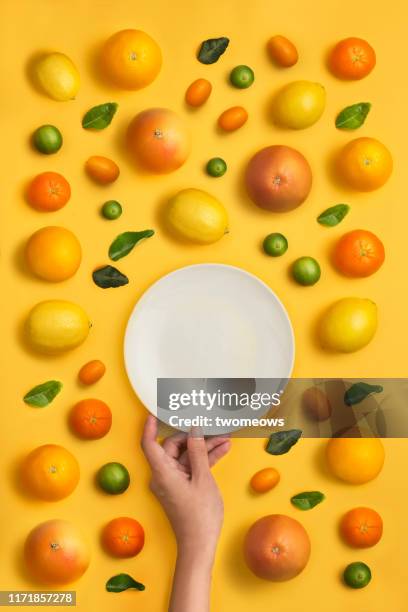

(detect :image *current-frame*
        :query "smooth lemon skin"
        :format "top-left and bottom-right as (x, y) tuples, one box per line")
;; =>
(326, 438), (385, 484)
(25, 226), (82, 282)
(166, 188), (228, 244)
(273, 80), (326, 129)
(26, 300), (90, 354)
(319, 297), (377, 352)
(34, 52), (80, 101)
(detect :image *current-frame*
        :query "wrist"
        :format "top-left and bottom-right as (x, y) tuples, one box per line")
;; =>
(176, 537), (217, 569)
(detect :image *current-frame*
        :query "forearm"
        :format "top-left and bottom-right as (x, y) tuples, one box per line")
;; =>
(169, 543), (216, 612)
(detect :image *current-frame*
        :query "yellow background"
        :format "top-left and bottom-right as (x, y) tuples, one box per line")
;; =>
(1, 0), (408, 610)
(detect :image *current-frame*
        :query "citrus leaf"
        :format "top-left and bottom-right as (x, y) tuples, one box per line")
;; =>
(106, 574), (145, 593)
(197, 37), (229, 64)
(317, 204), (350, 227)
(92, 265), (129, 288)
(344, 382), (383, 406)
(109, 230), (154, 261)
(266, 429), (302, 455)
(82, 103), (118, 130)
(24, 380), (63, 407)
(335, 102), (371, 130)
(291, 491), (325, 510)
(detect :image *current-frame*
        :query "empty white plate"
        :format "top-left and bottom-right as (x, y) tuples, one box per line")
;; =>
(124, 264), (295, 417)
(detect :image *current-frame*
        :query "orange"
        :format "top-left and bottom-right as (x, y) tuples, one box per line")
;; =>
(27, 171), (71, 211)
(25, 226), (81, 282)
(250, 467), (280, 493)
(329, 38), (376, 80)
(340, 507), (383, 548)
(333, 229), (385, 278)
(22, 444), (80, 501)
(69, 399), (112, 440)
(338, 137), (393, 191)
(101, 29), (162, 90)
(326, 437), (384, 484)
(101, 517), (145, 558)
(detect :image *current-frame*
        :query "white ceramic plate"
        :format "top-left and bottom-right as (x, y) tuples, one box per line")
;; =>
(124, 264), (295, 417)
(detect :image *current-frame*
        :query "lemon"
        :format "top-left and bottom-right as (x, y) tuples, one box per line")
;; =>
(26, 300), (90, 354)
(319, 297), (377, 353)
(273, 80), (326, 129)
(34, 53), (80, 101)
(166, 188), (228, 244)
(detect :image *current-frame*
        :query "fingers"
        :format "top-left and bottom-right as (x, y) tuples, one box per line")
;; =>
(162, 432), (188, 459)
(178, 436), (230, 468)
(187, 434), (209, 479)
(141, 415), (164, 471)
(208, 440), (231, 467)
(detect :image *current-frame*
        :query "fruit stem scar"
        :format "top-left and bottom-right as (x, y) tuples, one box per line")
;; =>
(130, 51), (138, 61)
(273, 175), (282, 185)
(49, 465), (57, 473)
(50, 542), (60, 550)
(154, 128), (163, 138)
(271, 546), (280, 554)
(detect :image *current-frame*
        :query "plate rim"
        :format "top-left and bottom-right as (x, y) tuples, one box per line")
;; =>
(123, 263), (296, 412)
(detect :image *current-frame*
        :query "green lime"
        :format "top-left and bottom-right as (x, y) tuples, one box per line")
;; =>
(292, 256), (321, 286)
(32, 124), (63, 154)
(102, 200), (122, 220)
(263, 233), (288, 257)
(97, 462), (130, 494)
(230, 65), (255, 89)
(206, 157), (227, 177)
(343, 562), (372, 589)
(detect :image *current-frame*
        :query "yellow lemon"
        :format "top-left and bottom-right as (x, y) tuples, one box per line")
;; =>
(166, 188), (228, 244)
(26, 300), (90, 354)
(273, 80), (326, 129)
(25, 226), (81, 282)
(326, 437), (385, 484)
(319, 297), (377, 352)
(34, 52), (80, 101)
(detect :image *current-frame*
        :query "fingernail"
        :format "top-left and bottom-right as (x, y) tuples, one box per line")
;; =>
(190, 426), (204, 439)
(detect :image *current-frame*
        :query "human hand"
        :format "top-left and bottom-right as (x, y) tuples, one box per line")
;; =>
(141, 415), (231, 557)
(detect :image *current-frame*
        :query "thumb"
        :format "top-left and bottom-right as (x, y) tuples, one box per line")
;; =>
(187, 432), (209, 479)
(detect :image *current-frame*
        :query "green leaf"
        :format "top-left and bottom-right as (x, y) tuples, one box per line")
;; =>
(82, 103), (118, 130)
(317, 204), (350, 227)
(266, 429), (302, 455)
(335, 102), (371, 130)
(24, 380), (62, 407)
(109, 230), (154, 261)
(92, 265), (129, 288)
(197, 37), (230, 64)
(344, 382), (383, 406)
(106, 574), (145, 593)
(291, 491), (325, 510)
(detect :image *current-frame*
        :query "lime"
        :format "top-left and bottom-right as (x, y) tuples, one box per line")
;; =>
(230, 65), (255, 89)
(206, 157), (227, 177)
(343, 562), (372, 589)
(292, 256), (321, 286)
(33, 125), (63, 154)
(97, 462), (130, 494)
(102, 200), (122, 220)
(263, 233), (288, 257)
